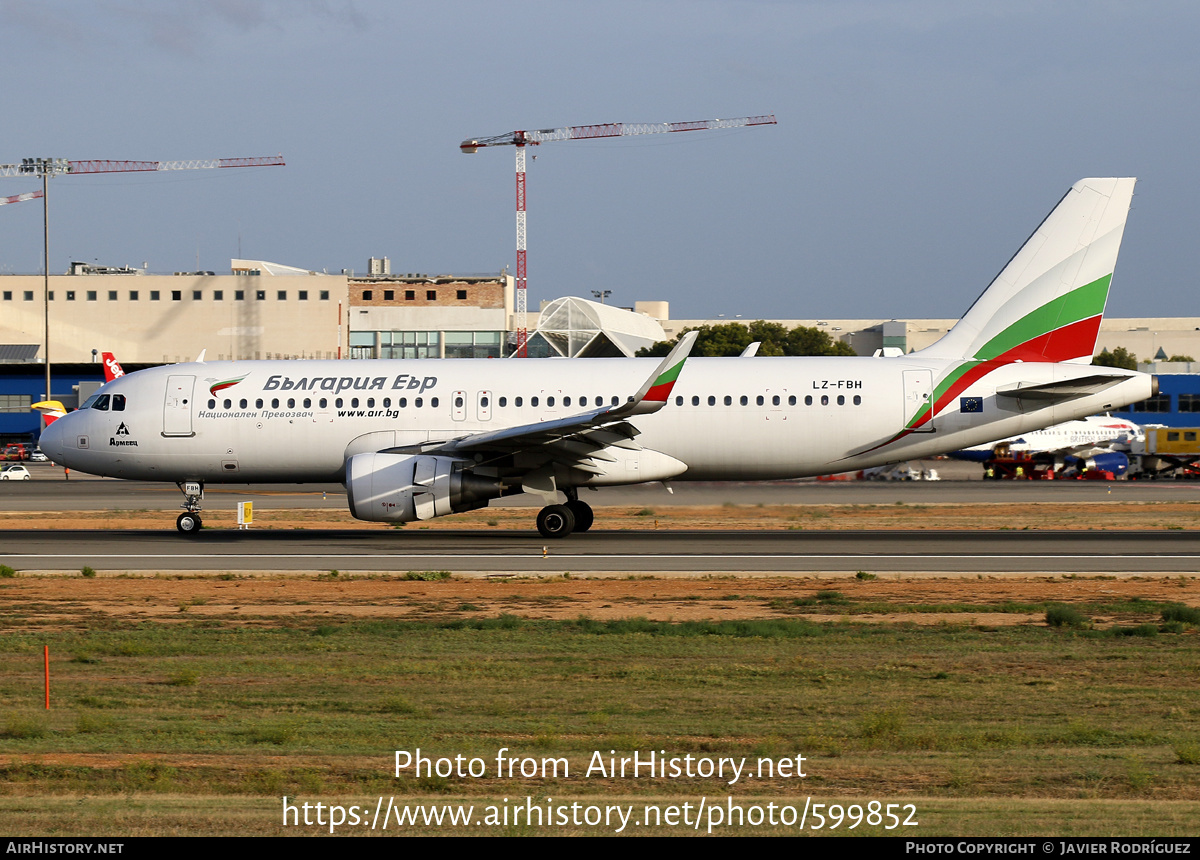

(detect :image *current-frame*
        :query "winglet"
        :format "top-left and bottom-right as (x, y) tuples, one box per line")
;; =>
(613, 330), (698, 417)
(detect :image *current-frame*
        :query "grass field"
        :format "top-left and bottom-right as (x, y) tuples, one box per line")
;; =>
(2, 571), (1198, 836)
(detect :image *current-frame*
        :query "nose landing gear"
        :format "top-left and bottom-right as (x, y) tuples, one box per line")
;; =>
(175, 480), (204, 535)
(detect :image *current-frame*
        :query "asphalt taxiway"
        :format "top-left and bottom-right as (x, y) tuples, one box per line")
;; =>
(4, 463), (1198, 575)
(4, 467), (1200, 513)
(3, 528), (1198, 575)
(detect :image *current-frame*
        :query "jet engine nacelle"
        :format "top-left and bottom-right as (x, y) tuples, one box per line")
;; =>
(1082, 451), (1129, 477)
(345, 453), (505, 522)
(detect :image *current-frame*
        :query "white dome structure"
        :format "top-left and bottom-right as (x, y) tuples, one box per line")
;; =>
(526, 297), (666, 358)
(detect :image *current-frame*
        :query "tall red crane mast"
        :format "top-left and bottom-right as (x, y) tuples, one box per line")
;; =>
(460, 116), (776, 356)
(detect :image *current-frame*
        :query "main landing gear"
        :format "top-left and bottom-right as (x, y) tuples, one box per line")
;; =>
(536, 490), (593, 539)
(176, 480), (204, 535)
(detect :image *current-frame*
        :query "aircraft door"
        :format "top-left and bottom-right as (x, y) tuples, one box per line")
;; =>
(903, 370), (935, 433)
(451, 391), (467, 422)
(477, 390), (492, 422)
(163, 375), (196, 437)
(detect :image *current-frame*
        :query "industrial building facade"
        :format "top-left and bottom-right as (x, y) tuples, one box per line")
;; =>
(0, 260), (515, 365)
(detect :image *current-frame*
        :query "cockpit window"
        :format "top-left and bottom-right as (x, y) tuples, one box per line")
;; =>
(80, 393), (102, 409)
(111, 394), (126, 411)
(90, 394), (111, 411)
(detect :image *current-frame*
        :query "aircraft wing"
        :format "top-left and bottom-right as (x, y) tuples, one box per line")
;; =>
(406, 332), (698, 473)
(995, 374), (1128, 402)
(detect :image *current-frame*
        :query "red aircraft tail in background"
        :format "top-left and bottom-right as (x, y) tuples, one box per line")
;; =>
(102, 352), (125, 382)
(31, 401), (67, 426)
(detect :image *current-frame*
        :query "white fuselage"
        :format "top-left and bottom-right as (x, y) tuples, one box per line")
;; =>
(40, 355), (1154, 486)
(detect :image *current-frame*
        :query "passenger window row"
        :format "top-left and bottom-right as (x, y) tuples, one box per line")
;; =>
(201, 394), (637, 412)
(200, 391), (863, 413)
(675, 393), (863, 407)
(208, 396), (443, 410)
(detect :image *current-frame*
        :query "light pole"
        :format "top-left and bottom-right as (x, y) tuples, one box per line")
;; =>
(591, 290), (611, 304)
(20, 158), (70, 409)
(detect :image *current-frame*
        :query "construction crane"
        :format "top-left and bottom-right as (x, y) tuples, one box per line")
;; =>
(0, 157), (286, 209)
(0, 154), (285, 417)
(460, 116), (776, 356)
(0, 190), (42, 207)
(0, 155), (285, 178)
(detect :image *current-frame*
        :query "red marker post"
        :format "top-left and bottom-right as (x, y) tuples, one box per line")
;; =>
(44, 645), (49, 709)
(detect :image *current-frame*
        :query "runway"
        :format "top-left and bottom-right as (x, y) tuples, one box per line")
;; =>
(5, 464), (1199, 575)
(3, 528), (1198, 575)
(5, 469), (1200, 513)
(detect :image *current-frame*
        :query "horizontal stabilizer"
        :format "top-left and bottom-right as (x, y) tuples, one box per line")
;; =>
(995, 374), (1128, 402)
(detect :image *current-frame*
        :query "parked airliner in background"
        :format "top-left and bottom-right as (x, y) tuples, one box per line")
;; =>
(101, 352), (126, 383)
(39, 178), (1156, 537)
(951, 414), (1142, 476)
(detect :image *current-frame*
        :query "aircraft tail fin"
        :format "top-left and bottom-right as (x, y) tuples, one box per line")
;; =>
(32, 400), (67, 426)
(916, 178), (1136, 364)
(101, 352), (125, 382)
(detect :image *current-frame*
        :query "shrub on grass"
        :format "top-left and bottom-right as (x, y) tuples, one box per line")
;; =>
(1046, 604), (1089, 628)
(3, 714), (47, 739)
(1162, 604), (1200, 625)
(251, 724), (299, 745)
(1108, 624), (1158, 638)
(165, 668), (197, 686)
(379, 697), (417, 715)
(75, 712), (114, 734)
(1175, 743), (1200, 765)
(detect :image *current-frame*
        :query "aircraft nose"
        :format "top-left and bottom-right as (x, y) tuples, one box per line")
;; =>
(39, 414), (67, 463)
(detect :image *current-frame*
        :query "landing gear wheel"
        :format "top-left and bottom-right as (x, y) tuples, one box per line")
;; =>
(537, 504), (576, 539)
(176, 512), (202, 534)
(565, 499), (594, 532)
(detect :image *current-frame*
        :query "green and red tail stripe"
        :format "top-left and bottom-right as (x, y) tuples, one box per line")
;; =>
(868, 274), (1116, 452)
(644, 358), (686, 403)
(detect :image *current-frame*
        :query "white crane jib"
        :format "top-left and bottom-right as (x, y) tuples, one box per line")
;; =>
(460, 116), (776, 356)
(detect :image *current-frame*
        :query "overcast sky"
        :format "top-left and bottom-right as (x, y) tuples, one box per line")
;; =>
(0, 1), (1196, 322)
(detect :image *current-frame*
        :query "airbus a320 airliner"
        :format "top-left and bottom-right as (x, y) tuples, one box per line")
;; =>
(40, 178), (1156, 537)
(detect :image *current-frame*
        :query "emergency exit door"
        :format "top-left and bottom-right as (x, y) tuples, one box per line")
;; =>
(163, 375), (196, 437)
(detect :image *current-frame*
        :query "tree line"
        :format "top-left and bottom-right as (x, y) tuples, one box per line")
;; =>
(1093, 347), (1193, 370)
(636, 321), (857, 358)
